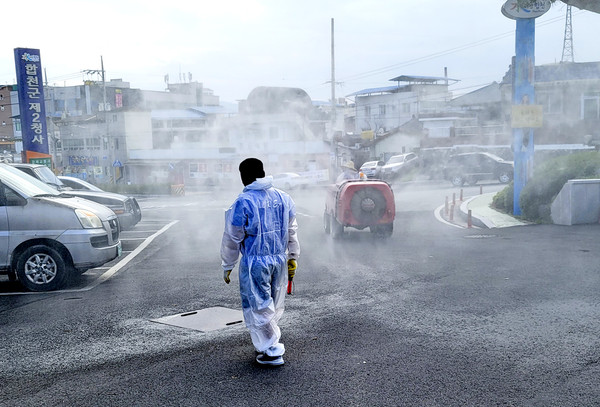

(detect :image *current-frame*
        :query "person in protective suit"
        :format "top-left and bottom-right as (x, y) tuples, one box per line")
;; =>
(221, 158), (300, 366)
(336, 160), (359, 183)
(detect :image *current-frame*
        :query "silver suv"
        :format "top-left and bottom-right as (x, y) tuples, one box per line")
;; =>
(381, 153), (419, 180)
(0, 164), (121, 291)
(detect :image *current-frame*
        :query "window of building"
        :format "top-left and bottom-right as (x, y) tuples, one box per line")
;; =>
(364, 105), (371, 117)
(402, 103), (411, 113)
(86, 138), (101, 150)
(537, 92), (562, 114)
(582, 93), (600, 120)
(379, 105), (386, 116)
(63, 138), (85, 150)
(189, 162), (207, 178)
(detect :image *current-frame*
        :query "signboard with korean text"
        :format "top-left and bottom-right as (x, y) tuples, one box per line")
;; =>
(501, 0), (550, 19)
(14, 48), (50, 157)
(511, 105), (543, 128)
(68, 156), (99, 166)
(29, 157), (52, 169)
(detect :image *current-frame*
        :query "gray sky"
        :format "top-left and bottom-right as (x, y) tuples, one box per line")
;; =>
(1, 1), (598, 103)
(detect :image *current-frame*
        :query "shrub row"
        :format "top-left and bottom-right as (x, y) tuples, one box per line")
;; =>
(492, 151), (600, 223)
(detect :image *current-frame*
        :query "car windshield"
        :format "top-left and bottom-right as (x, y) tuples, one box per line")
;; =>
(62, 177), (103, 192)
(387, 156), (405, 164)
(33, 166), (67, 188)
(0, 164), (60, 197)
(484, 152), (505, 161)
(361, 161), (377, 168)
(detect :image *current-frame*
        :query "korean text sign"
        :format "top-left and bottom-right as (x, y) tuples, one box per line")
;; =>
(14, 47), (49, 155)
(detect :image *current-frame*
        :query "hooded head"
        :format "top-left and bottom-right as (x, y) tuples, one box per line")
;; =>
(239, 158), (266, 186)
(341, 161), (356, 171)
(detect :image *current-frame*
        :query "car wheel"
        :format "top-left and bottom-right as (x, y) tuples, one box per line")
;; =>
(498, 172), (512, 183)
(15, 245), (69, 291)
(331, 218), (343, 239)
(450, 175), (465, 187)
(324, 212), (331, 234)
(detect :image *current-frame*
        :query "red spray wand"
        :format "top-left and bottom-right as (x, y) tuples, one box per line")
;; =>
(287, 260), (296, 295)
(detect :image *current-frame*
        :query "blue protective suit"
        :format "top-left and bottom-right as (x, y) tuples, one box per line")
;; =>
(221, 176), (300, 357)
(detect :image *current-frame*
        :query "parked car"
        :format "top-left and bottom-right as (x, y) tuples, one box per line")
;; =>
(380, 153), (419, 180)
(0, 164), (121, 291)
(442, 152), (514, 186)
(271, 172), (309, 190)
(58, 175), (104, 192)
(359, 160), (384, 179)
(324, 179), (395, 238)
(10, 164), (141, 230)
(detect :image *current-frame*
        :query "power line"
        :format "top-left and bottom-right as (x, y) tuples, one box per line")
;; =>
(337, 11), (580, 84)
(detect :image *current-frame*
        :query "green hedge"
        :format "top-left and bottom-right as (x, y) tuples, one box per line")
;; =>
(492, 151), (600, 223)
(97, 183), (171, 195)
(491, 181), (514, 213)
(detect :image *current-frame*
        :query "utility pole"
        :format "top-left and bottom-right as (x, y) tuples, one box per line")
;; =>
(330, 17), (337, 180)
(100, 56), (113, 183)
(83, 57), (111, 182)
(331, 18), (336, 129)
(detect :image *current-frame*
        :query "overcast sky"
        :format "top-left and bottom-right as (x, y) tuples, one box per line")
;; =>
(1, 1), (598, 104)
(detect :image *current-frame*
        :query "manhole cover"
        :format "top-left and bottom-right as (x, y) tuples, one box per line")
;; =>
(464, 234), (497, 239)
(151, 306), (244, 332)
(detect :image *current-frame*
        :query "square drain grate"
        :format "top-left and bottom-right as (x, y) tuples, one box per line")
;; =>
(151, 306), (244, 332)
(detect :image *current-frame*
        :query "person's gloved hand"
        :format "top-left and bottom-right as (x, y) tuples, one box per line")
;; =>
(223, 269), (232, 284)
(287, 259), (297, 280)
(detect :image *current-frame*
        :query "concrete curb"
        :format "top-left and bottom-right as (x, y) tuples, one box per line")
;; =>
(459, 196), (494, 229)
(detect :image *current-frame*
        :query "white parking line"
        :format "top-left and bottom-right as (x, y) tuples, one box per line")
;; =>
(0, 220), (179, 296)
(81, 220), (179, 291)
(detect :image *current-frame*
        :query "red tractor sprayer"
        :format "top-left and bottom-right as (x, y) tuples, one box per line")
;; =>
(324, 180), (395, 238)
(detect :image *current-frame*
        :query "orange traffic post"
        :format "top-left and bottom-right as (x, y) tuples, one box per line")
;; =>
(460, 189), (463, 201)
(468, 209), (472, 228)
(449, 203), (455, 221)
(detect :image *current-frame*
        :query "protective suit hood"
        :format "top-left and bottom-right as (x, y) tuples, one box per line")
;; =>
(244, 176), (273, 191)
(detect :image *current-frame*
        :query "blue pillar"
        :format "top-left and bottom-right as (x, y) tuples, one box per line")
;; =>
(512, 18), (536, 216)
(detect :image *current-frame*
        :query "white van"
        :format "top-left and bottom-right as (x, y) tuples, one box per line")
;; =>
(0, 164), (121, 291)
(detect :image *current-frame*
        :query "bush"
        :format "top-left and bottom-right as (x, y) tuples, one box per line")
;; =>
(491, 182), (514, 214)
(519, 151), (600, 223)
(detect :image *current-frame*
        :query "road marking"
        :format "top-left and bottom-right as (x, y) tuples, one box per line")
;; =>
(81, 220), (179, 291)
(0, 220), (179, 296)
